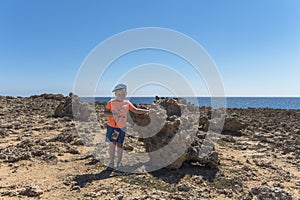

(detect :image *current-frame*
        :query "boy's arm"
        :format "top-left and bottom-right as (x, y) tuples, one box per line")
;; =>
(104, 108), (113, 117)
(131, 107), (150, 115)
(128, 101), (154, 115)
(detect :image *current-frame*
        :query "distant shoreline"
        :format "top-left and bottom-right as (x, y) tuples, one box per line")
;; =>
(1, 94), (300, 110)
(85, 96), (300, 110)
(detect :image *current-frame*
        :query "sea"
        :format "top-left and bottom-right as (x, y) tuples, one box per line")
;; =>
(81, 97), (300, 110)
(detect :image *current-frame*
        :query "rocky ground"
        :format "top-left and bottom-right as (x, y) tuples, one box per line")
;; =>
(0, 94), (299, 199)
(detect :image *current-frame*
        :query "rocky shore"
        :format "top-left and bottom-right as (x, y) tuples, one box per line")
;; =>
(0, 94), (299, 199)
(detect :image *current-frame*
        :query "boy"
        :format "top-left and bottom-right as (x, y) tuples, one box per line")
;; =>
(104, 83), (150, 169)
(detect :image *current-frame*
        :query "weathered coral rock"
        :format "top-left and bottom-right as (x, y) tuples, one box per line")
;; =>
(199, 112), (247, 133)
(223, 117), (247, 132)
(19, 185), (43, 197)
(54, 93), (93, 121)
(251, 185), (292, 200)
(130, 97), (219, 169)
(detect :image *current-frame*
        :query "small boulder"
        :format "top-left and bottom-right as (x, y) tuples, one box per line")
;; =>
(19, 185), (43, 197)
(223, 117), (247, 132)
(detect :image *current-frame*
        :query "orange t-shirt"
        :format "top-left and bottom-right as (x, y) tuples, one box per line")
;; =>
(106, 99), (135, 128)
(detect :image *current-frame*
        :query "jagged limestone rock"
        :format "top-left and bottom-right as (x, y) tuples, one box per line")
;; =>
(54, 93), (93, 121)
(129, 97), (219, 169)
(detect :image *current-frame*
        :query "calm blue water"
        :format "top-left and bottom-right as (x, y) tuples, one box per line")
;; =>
(81, 97), (300, 110)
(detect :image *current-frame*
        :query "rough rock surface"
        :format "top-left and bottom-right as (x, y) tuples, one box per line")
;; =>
(0, 94), (299, 199)
(54, 93), (93, 121)
(251, 185), (293, 200)
(19, 185), (43, 197)
(129, 97), (219, 169)
(199, 109), (248, 133)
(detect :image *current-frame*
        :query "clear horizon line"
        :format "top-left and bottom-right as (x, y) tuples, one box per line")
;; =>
(1, 93), (300, 98)
(90, 95), (300, 98)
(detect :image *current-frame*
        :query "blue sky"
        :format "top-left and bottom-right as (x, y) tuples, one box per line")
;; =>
(0, 0), (299, 97)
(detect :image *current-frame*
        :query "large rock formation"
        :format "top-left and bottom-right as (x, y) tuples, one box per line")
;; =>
(199, 109), (248, 133)
(129, 97), (220, 169)
(54, 93), (93, 121)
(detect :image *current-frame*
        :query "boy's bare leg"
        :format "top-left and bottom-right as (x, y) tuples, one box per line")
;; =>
(109, 142), (116, 165)
(116, 143), (123, 164)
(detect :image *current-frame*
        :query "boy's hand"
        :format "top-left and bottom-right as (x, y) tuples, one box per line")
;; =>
(148, 108), (156, 114)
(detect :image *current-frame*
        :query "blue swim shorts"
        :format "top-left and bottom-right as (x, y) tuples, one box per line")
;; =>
(105, 125), (126, 144)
